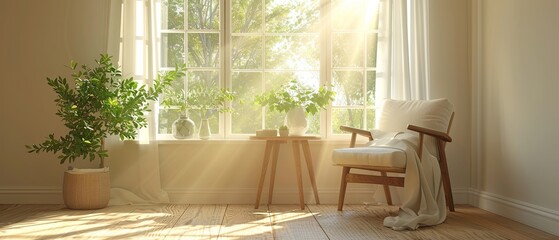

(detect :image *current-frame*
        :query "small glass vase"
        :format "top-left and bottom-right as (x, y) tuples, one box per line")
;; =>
(199, 119), (211, 140)
(172, 113), (195, 139)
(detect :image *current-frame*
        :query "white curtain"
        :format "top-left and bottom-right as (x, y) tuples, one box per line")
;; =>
(375, 0), (430, 103)
(106, 0), (169, 204)
(373, 0), (447, 230)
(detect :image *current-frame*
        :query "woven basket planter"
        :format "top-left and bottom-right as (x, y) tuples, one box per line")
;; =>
(63, 169), (110, 210)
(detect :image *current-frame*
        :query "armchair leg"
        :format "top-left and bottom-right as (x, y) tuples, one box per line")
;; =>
(338, 167), (350, 211)
(380, 172), (393, 205)
(438, 141), (455, 212)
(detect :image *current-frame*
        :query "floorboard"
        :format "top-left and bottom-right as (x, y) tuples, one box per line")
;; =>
(166, 204), (226, 240)
(269, 205), (328, 240)
(0, 204), (556, 240)
(218, 204), (274, 240)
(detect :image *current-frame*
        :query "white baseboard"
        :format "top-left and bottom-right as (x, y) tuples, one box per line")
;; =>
(469, 188), (559, 236)
(0, 187), (62, 204)
(451, 187), (470, 204)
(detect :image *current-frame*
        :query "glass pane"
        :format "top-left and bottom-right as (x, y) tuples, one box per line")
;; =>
(232, 0), (262, 33)
(161, 33), (185, 68)
(366, 109), (376, 130)
(232, 72), (262, 133)
(264, 109), (285, 130)
(265, 72), (319, 90)
(264, 72), (294, 90)
(367, 33), (378, 67)
(367, 71), (376, 106)
(188, 0), (219, 30)
(366, 0), (380, 30)
(159, 108), (180, 134)
(161, 0), (184, 30)
(332, 0), (365, 31)
(187, 71), (219, 88)
(265, 35), (319, 69)
(332, 71), (364, 106)
(232, 36), (262, 69)
(265, 0), (319, 33)
(332, 33), (365, 67)
(332, 108), (364, 134)
(159, 74), (186, 106)
(188, 33), (219, 67)
(307, 113), (319, 134)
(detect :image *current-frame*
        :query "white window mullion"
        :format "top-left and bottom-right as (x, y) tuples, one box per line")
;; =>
(222, 0), (230, 138)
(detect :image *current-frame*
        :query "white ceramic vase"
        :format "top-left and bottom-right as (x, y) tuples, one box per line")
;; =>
(284, 107), (308, 136)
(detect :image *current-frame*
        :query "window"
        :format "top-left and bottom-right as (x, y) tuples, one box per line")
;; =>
(157, 0), (379, 139)
(330, 0), (379, 134)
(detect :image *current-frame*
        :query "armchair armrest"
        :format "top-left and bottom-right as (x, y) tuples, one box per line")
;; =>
(407, 124), (452, 142)
(339, 126), (373, 139)
(339, 126), (373, 148)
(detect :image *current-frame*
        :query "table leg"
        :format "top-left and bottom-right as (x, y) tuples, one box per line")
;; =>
(267, 141), (281, 205)
(291, 140), (305, 210)
(302, 140), (320, 204)
(255, 141), (273, 209)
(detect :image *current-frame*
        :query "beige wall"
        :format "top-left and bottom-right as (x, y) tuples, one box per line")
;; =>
(474, 0), (559, 234)
(0, 0), (110, 202)
(429, 0), (472, 198)
(0, 0), (471, 206)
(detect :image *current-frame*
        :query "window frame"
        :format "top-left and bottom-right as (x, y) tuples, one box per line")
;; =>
(156, 0), (379, 140)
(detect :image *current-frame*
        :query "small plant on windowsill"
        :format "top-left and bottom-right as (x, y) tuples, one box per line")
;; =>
(25, 54), (184, 209)
(162, 84), (236, 140)
(255, 80), (335, 136)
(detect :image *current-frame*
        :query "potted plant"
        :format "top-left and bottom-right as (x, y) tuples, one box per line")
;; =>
(162, 84), (236, 140)
(255, 80), (335, 135)
(26, 54), (184, 209)
(278, 125), (289, 137)
(161, 88), (196, 139)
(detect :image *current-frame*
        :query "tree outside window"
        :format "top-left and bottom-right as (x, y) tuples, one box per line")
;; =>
(158, 0), (379, 138)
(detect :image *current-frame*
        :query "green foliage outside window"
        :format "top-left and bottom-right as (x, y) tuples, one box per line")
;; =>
(159, 0), (379, 136)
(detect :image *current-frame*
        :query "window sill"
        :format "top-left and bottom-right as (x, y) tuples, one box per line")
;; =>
(154, 137), (351, 145)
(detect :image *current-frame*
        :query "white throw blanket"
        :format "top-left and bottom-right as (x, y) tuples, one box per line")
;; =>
(368, 131), (447, 230)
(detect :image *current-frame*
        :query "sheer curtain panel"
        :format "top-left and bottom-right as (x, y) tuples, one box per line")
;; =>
(106, 0), (169, 204)
(375, 0), (430, 103)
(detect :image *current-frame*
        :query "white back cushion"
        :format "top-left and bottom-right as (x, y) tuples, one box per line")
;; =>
(377, 98), (454, 134)
(377, 99), (454, 158)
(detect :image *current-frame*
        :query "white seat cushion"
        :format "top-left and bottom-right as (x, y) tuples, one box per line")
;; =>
(332, 99), (453, 169)
(332, 146), (407, 168)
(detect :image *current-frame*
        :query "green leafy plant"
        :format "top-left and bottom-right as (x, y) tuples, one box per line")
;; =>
(162, 84), (236, 119)
(26, 54), (185, 167)
(279, 125), (289, 130)
(255, 80), (335, 115)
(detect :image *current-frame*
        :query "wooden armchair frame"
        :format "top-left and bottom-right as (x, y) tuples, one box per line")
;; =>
(337, 113), (455, 212)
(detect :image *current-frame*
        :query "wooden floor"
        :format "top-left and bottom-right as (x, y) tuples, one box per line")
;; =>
(0, 204), (557, 239)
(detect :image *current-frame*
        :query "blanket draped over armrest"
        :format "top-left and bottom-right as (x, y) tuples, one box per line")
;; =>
(367, 131), (447, 230)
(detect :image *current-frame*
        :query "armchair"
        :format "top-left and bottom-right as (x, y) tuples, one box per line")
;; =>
(332, 98), (455, 215)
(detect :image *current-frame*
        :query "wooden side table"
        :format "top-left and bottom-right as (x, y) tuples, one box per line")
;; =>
(250, 135), (321, 210)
